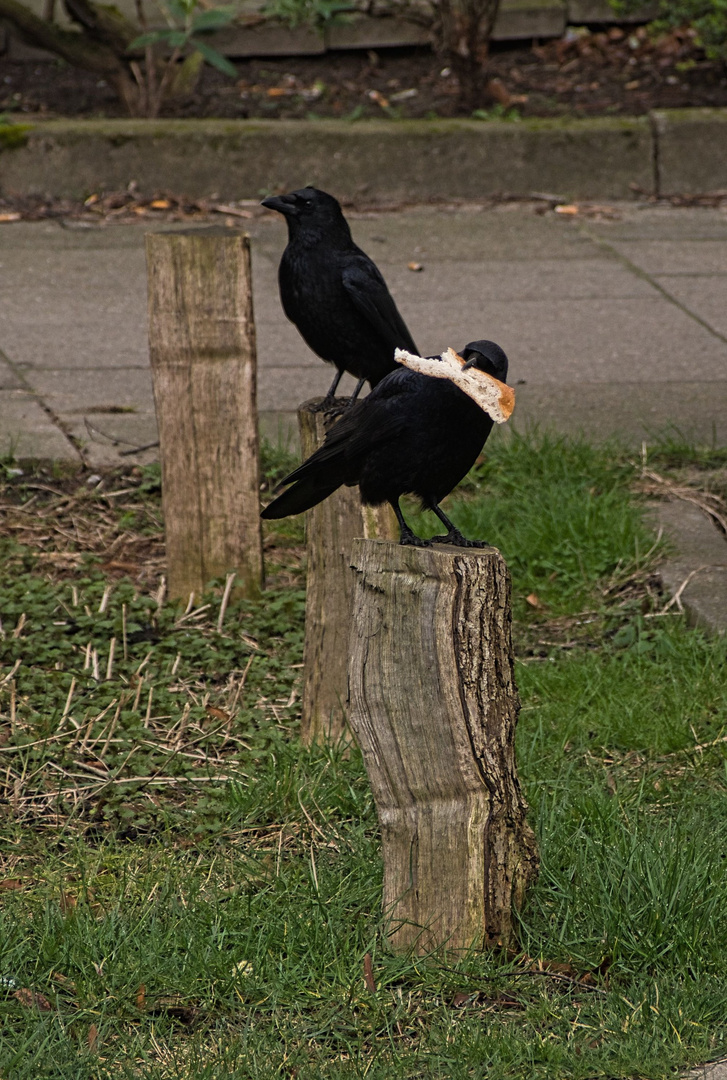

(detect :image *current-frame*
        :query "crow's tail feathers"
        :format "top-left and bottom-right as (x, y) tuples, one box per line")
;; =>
(260, 473), (343, 519)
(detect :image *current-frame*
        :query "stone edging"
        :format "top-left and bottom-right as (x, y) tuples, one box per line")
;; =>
(0, 109), (725, 202)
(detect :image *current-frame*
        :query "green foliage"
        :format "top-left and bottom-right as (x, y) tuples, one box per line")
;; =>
(261, 0), (352, 32)
(130, 0), (238, 77)
(472, 104), (522, 121)
(609, 0), (727, 62)
(0, 114), (32, 149)
(2, 435), (727, 1077)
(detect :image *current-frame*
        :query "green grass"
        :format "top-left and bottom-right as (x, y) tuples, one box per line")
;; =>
(1, 433), (727, 1078)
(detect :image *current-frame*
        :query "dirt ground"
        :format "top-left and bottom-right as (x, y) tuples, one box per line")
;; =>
(1, 23), (726, 120)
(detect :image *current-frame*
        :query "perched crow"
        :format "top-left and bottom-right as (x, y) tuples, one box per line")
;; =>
(261, 187), (418, 404)
(261, 340), (509, 547)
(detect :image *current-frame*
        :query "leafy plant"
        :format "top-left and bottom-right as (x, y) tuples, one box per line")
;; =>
(0, 0), (240, 117)
(610, 0), (727, 64)
(262, 0), (352, 31)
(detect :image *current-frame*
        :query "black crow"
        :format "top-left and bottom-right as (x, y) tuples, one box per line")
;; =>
(261, 187), (418, 404)
(261, 340), (509, 547)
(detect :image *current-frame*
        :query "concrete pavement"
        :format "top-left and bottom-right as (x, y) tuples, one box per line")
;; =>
(1, 198), (726, 463)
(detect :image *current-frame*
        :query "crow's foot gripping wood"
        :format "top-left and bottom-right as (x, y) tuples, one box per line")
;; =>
(430, 530), (489, 548)
(399, 531), (431, 548)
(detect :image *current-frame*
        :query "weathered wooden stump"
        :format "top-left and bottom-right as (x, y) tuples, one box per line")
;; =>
(348, 539), (539, 954)
(146, 228), (263, 602)
(298, 399), (397, 746)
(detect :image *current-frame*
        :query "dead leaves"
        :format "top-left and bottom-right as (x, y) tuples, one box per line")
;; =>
(13, 987), (53, 1011)
(363, 952), (376, 993)
(0, 877), (27, 891)
(0, 190), (264, 227)
(135, 984), (199, 1026)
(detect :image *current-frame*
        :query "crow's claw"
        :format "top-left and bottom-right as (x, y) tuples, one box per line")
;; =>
(399, 532), (431, 548)
(430, 530), (489, 548)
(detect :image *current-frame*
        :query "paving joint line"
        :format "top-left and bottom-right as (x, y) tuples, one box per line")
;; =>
(577, 226), (727, 348)
(0, 347), (88, 466)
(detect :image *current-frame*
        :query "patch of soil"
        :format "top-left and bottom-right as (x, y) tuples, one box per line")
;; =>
(1, 24), (726, 120)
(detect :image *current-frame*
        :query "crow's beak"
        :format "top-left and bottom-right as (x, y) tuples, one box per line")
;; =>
(261, 194), (296, 213)
(461, 355), (479, 370)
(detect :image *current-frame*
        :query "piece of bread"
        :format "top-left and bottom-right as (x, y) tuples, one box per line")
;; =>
(394, 347), (515, 424)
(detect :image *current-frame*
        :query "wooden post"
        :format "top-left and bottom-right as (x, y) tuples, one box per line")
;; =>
(146, 228), (263, 602)
(298, 399), (397, 746)
(348, 539), (539, 954)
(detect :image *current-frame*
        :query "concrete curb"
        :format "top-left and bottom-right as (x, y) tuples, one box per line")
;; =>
(1, 110), (725, 202)
(651, 501), (727, 636)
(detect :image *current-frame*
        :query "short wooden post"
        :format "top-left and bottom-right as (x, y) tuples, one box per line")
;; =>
(298, 399), (397, 746)
(348, 539), (539, 954)
(146, 228), (263, 601)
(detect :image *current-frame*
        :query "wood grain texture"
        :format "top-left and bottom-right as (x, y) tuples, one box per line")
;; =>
(348, 539), (539, 953)
(146, 228), (263, 601)
(298, 399), (397, 746)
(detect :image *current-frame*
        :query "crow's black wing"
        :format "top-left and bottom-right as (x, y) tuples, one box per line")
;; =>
(260, 369), (420, 519)
(342, 254), (418, 354)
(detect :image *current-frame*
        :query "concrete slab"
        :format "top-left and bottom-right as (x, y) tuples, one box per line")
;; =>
(66, 413), (160, 468)
(0, 243), (148, 370)
(685, 1057), (727, 1080)
(26, 367), (155, 413)
(342, 206), (613, 263)
(513, 381), (727, 445)
(652, 501), (727, 635)
(0, 117), (655, 203)
(603, 240), (727, 277)
(387, 259), (660, 300)
(0, 389), (79, 460)
(653, 109), (727, 197)
(653, 276), (727, 340)
(403, 296), (727, 383)
(2, 204), (727, 462)
(586, 206), (727, 242)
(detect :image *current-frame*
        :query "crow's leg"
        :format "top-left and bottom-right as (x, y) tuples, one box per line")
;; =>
(310, 368), (345, 412)
(428, 501), (489, 548)
(324, 367), (344, 400)
(349, 377), (366, 403)
(391, 500), (429, 547)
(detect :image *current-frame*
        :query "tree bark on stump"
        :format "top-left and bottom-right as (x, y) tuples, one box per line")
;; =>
(298, 399), (397, 746)
(146, 228), (263, 602)
(348, 539), (539, 954)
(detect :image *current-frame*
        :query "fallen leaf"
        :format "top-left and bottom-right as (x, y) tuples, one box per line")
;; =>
(452, 991), (475, 1007)
(232, 959), (253, 977)
(136, 983), (146, 1010)
(407, 261), (423, 272)
(555, 204), (579, 215)
(367, 89), (389, 108)
(0, 878), (26, 891)
(87, 1023), (98, 1050)
(84, 193), (99, 205)
(0, 213), (21, 223)
(363, 952), (376, 993)
(206, 706), (231, 723)
(14, 988), (52, 1011)
(149, 199), (171, 209)
(486, 77), (511, 106)
(526, 593), (541, 608)
(267, 86), (291, 97)
(52, 972), (77, 993)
